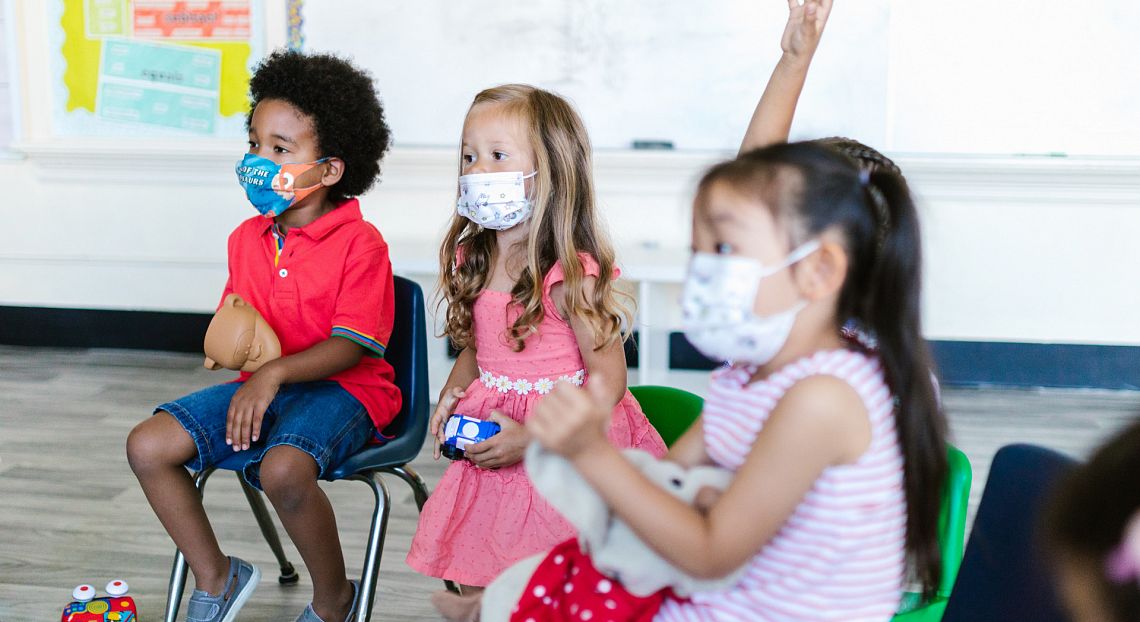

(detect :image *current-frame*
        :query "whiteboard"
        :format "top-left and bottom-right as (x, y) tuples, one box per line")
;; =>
(302, 1), (1140, 157)
(302, 1), (891, 152)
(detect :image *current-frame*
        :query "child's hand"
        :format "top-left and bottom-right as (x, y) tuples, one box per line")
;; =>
(528, 378), (611, 460)
(694, 485), (723, 515)
(465, 412), (529, 469)
(226, 366), (282, 451)
(781, 0), (833, 65)
(430, 386), (466, 460)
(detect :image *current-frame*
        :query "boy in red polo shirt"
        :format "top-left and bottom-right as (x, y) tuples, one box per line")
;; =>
(126, 51), (399, 622)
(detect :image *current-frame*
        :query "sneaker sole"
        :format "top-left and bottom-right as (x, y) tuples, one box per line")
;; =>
(220, 564), (261, 622)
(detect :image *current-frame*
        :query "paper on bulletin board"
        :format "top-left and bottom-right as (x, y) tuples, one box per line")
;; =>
(132, 1), (251, 41)
(56, 0), (262, 137)
(84, 0), (130, 38)
(96, 39), (221, 133)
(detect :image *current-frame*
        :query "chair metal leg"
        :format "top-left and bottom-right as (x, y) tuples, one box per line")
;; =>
(384, 465), (459, 594)
(350, 471), (391, 622)
(238, 475), (300, 585)
(164, 468), (216, 622)
(385, 465), (429, 510)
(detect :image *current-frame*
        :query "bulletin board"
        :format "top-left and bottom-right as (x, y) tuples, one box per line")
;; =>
(50, 0), (267, 138)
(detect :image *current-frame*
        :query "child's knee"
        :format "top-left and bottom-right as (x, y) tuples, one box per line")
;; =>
(125, 413), (185, 474)
(258, 446), (319, 511)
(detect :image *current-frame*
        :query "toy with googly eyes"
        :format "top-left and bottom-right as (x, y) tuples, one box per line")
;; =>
(61, 580), (137, 621)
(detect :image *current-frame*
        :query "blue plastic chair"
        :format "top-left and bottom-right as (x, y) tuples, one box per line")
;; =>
(940, 443), (1077, 622)
(163, 276), (443, 622)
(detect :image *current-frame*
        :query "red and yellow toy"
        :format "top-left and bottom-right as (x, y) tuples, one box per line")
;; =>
(61, 581), (137, 622)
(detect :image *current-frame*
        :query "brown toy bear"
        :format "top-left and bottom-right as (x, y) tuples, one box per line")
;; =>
(203, 294), (281, 372)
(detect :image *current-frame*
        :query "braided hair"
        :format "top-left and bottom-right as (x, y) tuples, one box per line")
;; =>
(817, 136), (901, 176)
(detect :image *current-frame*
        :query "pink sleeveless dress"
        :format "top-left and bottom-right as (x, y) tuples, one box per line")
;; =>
(406, 254), (667, 586)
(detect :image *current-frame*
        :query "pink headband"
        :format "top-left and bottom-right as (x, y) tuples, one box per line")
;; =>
(1105, 511), (1140, 584)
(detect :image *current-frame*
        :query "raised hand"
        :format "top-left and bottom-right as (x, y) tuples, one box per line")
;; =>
(781, 0), (834, 64)
(740, 0), (835, 152)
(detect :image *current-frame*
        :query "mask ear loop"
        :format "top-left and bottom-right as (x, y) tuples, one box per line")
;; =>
(291, 157), (332, 193)
(757, 239), (822, 278)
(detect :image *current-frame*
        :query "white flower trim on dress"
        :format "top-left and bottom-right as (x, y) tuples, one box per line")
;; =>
(478, 367), (584, 396)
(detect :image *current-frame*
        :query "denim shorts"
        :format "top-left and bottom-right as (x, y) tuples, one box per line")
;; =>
(156, 380), (374, 490)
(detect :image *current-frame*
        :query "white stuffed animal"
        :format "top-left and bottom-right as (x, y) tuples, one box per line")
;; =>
(480, 443), (744, 621)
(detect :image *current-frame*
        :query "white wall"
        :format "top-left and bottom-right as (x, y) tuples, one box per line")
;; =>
(887, 2), (1140, 156)
(2, 1), (1140, 350)
(0, 0), (16, 151)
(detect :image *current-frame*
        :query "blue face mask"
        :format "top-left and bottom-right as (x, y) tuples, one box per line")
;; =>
(235, 153), (329, 218)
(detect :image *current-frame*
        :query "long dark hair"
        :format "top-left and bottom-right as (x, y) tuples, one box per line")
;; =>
(1045, 417), (1140, 622)
(694, 141), (949, 596)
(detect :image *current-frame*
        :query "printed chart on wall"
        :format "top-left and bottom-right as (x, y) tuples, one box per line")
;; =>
(51, 0), (266, 138)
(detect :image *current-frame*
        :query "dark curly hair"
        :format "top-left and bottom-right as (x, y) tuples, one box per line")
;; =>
(247, 50), (391, 201)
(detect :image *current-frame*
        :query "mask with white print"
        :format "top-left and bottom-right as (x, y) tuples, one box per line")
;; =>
(456, 170), (537, 230)
(681, 240), (820, 366)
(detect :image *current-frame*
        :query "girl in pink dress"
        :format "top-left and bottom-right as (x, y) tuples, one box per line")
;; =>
(406, 84), (667, 592)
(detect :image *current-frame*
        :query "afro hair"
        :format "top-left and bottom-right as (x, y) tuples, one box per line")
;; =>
(247, 50), (391, 201)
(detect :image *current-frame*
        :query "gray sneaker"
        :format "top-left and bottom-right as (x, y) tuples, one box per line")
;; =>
(186, 556), (261, 622)
(295, 579), (360, 622)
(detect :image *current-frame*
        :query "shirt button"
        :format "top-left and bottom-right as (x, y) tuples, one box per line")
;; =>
(279, 268), (288, 278)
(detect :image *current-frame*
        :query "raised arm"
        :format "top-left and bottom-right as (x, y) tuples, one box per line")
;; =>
(740, 0), (833, 153)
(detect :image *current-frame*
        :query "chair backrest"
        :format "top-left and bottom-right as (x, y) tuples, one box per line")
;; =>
(937, 444), (972, 598)
(628, 385), (703, 448)
(941, 443), (1077, 622)
(893, 444), (974, 620)
(330, 275), (430, 476)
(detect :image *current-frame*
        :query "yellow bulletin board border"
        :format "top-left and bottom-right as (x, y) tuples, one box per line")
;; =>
(52, 0), (266, 138)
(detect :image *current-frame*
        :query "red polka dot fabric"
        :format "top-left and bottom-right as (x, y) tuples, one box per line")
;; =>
(511, 538), (668, 622)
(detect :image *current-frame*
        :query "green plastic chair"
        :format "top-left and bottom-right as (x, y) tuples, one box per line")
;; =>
(628, 385), (703, 447)
(892, 444), (973, 622)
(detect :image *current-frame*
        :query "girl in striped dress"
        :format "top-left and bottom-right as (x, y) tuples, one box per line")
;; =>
(525, 139), (948, 621)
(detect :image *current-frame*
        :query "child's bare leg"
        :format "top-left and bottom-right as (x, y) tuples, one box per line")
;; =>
(259, 446), (356, 622)
(432, 590), (482, 622)
(126, 411), (231, 594)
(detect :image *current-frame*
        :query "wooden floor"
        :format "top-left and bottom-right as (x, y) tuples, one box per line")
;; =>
(1, 345), (1138, 621)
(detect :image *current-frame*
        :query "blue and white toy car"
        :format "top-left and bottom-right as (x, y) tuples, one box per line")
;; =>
(442, 414), (501, 461)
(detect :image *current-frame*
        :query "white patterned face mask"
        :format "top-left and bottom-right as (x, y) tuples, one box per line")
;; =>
(456, 170), (537, 230)
(681, 240), (820, 366)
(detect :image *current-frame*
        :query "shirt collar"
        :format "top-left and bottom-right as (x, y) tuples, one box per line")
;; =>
(258, 198), (363, 240)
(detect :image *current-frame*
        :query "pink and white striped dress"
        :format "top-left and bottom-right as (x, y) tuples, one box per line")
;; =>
(656, 349), (906, 622)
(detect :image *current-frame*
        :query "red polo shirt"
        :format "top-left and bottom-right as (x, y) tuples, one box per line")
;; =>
(220, 199), (401, 430)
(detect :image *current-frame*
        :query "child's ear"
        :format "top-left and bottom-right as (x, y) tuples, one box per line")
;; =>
(320, 157), (345, 187)
(799, 238), (847, 301)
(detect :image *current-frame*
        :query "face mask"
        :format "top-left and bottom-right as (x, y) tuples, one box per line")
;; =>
(236, 153), (329, 218)
(681, 240), (820, 366)
(456, 170), (537, 230)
